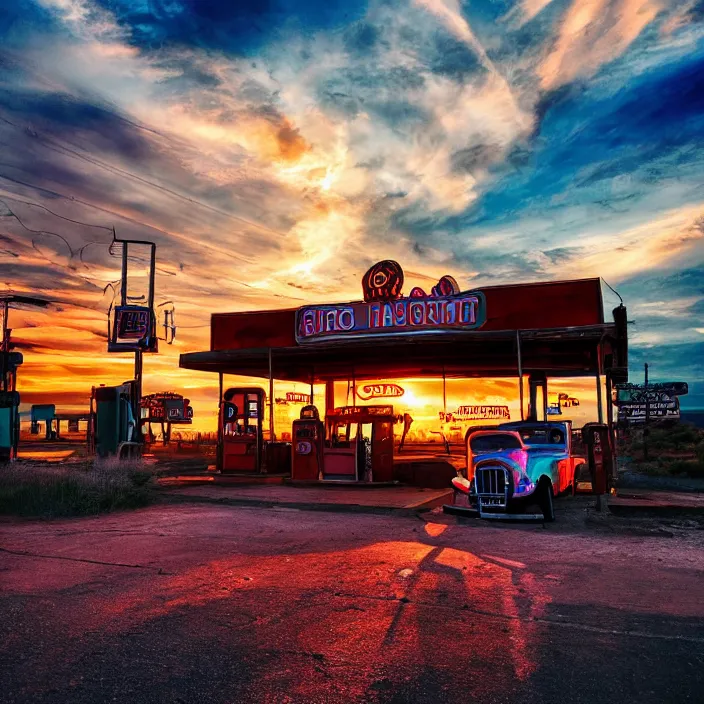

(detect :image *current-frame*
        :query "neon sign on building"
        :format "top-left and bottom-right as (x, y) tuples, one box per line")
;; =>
(441, 406), (511, 422)
(356, 383), (405, 401)
(295, 260), (485, 344)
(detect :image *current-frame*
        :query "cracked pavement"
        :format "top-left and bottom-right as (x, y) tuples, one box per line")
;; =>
(2, 504), (704, 703)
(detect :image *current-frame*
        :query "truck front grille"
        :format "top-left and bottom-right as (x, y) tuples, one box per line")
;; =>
(475, 466), (509, 508)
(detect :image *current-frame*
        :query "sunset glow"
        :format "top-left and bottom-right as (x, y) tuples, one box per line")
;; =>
(1, 0), (703, 430)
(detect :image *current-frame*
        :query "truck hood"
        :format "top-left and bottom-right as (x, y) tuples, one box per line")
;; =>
(472, 446), (564, 492)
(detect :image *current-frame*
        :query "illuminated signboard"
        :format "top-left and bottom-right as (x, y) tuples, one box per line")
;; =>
(441, 406), (510, 422)
(275, 392), (311, 405)
(296, 294), (485, 344)
(295, 260), (486, 344)
(109, 305), (157, 353)
(334, 405), (395, 417)
(356, 383), (404, 401)
(117, 308), (150, 339)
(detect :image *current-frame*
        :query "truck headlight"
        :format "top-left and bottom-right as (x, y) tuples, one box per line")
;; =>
(513, 476), (534, 495)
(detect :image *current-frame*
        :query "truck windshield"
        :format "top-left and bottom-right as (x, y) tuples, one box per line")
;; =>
(470, 434), (522, 453)
(519, 428), (565, 446)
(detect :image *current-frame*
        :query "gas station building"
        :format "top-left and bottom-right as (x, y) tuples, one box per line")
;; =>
(180, 264), (628, 485)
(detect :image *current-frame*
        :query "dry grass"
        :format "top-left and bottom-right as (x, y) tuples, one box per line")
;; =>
(620, 423), (704, 479)
(0, 458), (155, 518)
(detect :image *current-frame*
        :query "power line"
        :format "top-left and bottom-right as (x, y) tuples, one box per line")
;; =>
(0, 193), (114, 232)
(602, 278), (624, 306)
(0, 170), (254, 266)
(0, 111), (289, 241)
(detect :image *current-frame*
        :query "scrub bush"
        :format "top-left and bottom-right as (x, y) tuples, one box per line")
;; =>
(0, 459), (155, 517)
(667, 459), (704, 479)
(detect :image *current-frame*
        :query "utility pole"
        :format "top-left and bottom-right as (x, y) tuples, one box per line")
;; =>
(643, 362), (649, 461)
(1, 300), (8, 393)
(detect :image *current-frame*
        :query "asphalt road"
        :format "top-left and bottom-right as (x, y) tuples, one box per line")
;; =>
(2, 504), (703, 703)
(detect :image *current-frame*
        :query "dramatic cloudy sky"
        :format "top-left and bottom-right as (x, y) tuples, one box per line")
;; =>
(1, 0), (703, 428)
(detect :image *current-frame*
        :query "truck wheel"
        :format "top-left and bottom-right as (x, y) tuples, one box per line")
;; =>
(538, 479), (555, 522)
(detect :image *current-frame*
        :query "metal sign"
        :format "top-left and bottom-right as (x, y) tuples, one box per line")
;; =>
(140, 393), (192, 424)
(617, 393), (680, 424)
(286, 392), (311, 404)
(614, 382), (687, 425)
(618, 401), (680, 424)
(356, 383), (405, 401)
(615, 382), (688, 403)
(109, 305), (158, 353)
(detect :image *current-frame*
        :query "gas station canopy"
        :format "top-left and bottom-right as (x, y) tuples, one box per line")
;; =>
(180, 277), (627, 383)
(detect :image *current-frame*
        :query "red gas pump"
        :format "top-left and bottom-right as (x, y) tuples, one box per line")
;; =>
(219, 387), (265, 472)
(291, 405), (324, 480)
(582, 422), (615, 506)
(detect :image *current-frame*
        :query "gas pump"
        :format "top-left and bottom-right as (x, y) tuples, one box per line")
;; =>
(88, 382), (139, 458)
(582, 422), (615, 508)
(322, 406), (395, 482)
(0, 390), (20, 461)
(291, 405), (324, 480)
(220, 387), (265, 472)
(0, 351), (23, 461)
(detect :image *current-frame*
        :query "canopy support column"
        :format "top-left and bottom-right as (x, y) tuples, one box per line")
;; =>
(442, 365), (447, 415)
(325, 381), (334, 415)
(352, 368), (356, 409)
(606, 370), (614, 447)
(596, 370), (604, 423)
(596, 343), (604, 424)
(217, 372), (223, 473)
(268, 348), (274, 442)
(516, 330), (524, 421)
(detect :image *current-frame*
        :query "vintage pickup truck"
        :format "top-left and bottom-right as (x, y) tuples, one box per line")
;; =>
(444, 421), (589, 521)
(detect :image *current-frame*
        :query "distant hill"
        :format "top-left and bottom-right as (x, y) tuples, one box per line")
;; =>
(681, 410), (704, 428)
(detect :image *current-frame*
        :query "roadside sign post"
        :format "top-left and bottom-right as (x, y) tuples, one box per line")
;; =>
(643, 363), (649, 461)
(107, 236), (158, 448)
